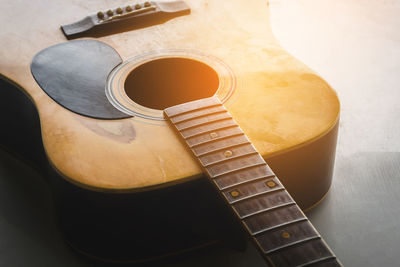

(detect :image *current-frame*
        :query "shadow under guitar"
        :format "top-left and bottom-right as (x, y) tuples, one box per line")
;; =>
(0, 77), (247, 263)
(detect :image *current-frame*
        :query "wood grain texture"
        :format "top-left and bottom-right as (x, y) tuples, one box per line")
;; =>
(0, 0), (339, 192)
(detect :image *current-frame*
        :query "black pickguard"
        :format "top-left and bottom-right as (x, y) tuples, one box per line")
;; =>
(31, 39), (130, 119)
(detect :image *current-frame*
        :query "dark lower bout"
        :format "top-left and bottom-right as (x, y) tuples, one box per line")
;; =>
(0, 78), (246, 262)
(266, 121), (339, 210)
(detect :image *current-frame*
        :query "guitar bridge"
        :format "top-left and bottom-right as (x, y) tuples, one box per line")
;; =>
(61, 1), (190, 39)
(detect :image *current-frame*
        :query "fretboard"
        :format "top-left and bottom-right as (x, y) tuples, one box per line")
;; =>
(164, 97), (342, 267)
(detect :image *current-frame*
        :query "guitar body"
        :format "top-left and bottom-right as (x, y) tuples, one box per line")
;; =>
(0, 0), (339, 262)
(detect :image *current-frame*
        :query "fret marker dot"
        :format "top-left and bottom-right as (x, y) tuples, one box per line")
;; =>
(224, 150), (233, 157)
(281, 231), (290, 239)
(230, 190), (240, 197)
(210, 132), (218, 138)
(266, 180), (276, 188)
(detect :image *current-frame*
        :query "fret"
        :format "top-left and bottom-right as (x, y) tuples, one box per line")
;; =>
(214, 164), (274, 189)
(178, 117), (232, 132)
(186, 126), (242, 147)
(255, 220), (320, 254)
(233, 190), (295, 218)
(192, 134), (250, 156)
(164, 97), (220, 117)
(215, 174), (275, 191)
(190, 132), (244, 148)
(198, 141), (255, 165)
(242, 202), (296, 220)
(164, 96), (341, 267)
(265, 235), (321, 255)
(180, 119), (237, 139)
(222, 177), (284, 203)
(204, 151), (259, 167)
(268, 239), (337, 267)
(244, 205), (306, 235)
(206, 153), (264, 177)
(175, 112), (232, 131)
(212, 162), (265, 179)
(170, 105), (226, 124)
(184, 124), (238, 140)
(303, 258), (342, 267)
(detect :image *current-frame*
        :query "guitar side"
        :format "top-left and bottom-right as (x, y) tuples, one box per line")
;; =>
(0, 75), (338, 261)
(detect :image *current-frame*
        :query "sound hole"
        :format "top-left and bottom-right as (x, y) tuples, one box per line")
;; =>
(124, 57), (219, 110)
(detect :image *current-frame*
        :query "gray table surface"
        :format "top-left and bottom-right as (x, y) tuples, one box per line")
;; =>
(1, 0), (399, 266)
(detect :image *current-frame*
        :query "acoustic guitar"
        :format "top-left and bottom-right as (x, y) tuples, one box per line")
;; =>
(0, 0), (341, 266)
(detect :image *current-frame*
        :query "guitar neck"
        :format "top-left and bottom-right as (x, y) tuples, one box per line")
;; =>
(164, 97), (341, 267)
